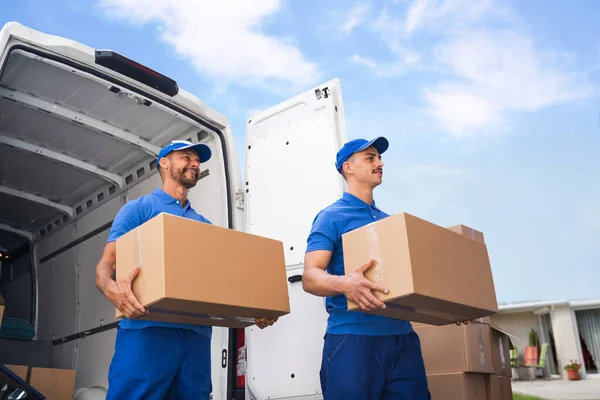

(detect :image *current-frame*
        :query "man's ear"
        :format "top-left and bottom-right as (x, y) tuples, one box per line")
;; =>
(159, 156), (170, 170)
(342, 161), (353, 178)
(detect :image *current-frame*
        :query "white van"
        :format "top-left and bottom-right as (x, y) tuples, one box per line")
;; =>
(0, 21), (348, 399)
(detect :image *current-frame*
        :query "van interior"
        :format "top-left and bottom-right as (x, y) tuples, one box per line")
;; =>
(0, 44), (233, 391)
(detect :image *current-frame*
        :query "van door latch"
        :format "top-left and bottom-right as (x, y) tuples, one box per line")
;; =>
(236, 189), (245, 210)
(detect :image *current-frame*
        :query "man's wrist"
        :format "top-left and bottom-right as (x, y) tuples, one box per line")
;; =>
(101, 277), (116, 294)
(333, 275), (347, 296)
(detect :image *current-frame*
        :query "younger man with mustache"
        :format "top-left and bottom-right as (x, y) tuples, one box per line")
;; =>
(96, 140), (277, 400)
(302, 137), (431, 399)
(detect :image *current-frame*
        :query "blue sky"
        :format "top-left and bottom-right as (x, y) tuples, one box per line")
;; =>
(3, 0), (600, 304)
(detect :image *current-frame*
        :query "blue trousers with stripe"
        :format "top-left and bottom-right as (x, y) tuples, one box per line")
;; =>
(106, 327), (211, 400)
(320, 331), (430, 399)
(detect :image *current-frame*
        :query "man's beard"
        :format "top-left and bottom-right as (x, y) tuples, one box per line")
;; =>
(171, 167), (198, 189)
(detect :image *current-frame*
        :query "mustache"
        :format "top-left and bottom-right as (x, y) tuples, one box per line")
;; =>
(373, 168), (383, 173)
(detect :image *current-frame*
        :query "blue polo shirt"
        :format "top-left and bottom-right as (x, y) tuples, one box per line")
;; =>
(107, 188), (212, 339)
(306, 192), (413, 336)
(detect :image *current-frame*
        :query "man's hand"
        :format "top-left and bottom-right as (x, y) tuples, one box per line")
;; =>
(255, 317), (278, 329)
(456, 320), (477, 326)
(104, 266), (147, 319)
(341, 259), (389, 312)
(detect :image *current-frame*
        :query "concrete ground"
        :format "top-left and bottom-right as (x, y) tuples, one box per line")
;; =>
(513, 376), (600, 400)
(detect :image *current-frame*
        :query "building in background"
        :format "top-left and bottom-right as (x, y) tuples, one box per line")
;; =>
(491, 299), (600, 379)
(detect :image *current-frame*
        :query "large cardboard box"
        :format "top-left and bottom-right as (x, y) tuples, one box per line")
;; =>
(6, 365), (76, 400)
(490, 326), (513, 377)
(427, 372), (487, 400)
(416, 323), (494, 374)
(116, 213), (290, 328)
(486, 374), (513, 400)
(341, 213), (498, 325)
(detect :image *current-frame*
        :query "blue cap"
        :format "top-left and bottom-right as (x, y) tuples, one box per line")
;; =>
(156, 140), (211, 167)
(335, 137), (389, 172)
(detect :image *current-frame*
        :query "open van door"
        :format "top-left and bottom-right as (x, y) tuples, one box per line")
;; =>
(243, 79), (348, 399)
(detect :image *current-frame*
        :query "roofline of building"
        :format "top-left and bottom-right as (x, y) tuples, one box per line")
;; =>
(497, 298), (600, 314)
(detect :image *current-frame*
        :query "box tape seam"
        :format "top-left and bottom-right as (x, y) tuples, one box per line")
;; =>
(367, 224), (384, 300)
(476, 323), (486, 371)
(136, 227), (143, 267)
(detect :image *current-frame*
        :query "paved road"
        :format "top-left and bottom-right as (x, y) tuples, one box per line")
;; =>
(513, 377), (600, 400)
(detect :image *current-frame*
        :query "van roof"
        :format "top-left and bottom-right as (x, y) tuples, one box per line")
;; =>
(0, 22), (230, 253)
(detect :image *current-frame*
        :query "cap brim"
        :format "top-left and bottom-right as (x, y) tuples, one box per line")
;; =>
(358, 136), (389, 155)
(176, 143), (212, 163)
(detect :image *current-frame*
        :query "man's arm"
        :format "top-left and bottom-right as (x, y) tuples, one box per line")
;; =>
(96, 241), (147, 318)
(302, 250), (388, 312)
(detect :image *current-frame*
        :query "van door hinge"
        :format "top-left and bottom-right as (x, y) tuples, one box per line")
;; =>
(236, 189), (245, 210)
(221, 349), (227, 368)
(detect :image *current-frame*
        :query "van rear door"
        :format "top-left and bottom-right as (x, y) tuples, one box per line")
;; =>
(243, 79), (348, 399)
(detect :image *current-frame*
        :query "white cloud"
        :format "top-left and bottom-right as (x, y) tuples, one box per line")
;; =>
(423, 85), (500, 138)
(351, 55), (377, 69)
(426, 30), (592, 137)
(405, 0), (429, 33)
(404, 0), (496, 35)
(95, 0), (319, 91)
(352, 0), (594, 137)
(364, 8), (422, 76)
(341, 4), (370, 34)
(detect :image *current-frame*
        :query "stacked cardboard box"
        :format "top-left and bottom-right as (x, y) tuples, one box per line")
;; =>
(116, 212), (291, 328)
(5, 365), (76, 400)
(420, 225), (514, 400)
(341, 213), (498, 325)
(420, 321), (515, 400)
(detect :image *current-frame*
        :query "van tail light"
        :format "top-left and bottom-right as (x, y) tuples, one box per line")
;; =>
(235, 329), (246, 388)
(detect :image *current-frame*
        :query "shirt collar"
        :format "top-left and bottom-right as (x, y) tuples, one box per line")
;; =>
(152, 188), (192, 210)
(341, 191), (380, 210)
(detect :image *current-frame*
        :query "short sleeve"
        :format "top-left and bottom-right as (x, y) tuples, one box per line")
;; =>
(199, 215), (213, 225)
(107, 200), (144, 243)
(306, 211), (338, 252)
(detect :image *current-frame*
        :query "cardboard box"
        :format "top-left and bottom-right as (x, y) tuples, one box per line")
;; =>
(447, 225), (494, 327)
(490, 326), (513, 377)
(427, 372), (487, 400)
(448, 224), (485, 243)
(0, 289), (4, 327)
(116, 213), (290, 328)
(416, 323), (494, 374)
(341, 212), (498, 325)
(6, 365), (76, 400)
(30, 368), (77, 400)
(6, 364), (28, 380)
(486, 374), (513, 400)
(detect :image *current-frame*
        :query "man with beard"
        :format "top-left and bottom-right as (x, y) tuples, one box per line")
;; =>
(302, 137), (431, 399)
(96, 140), (277, 400)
